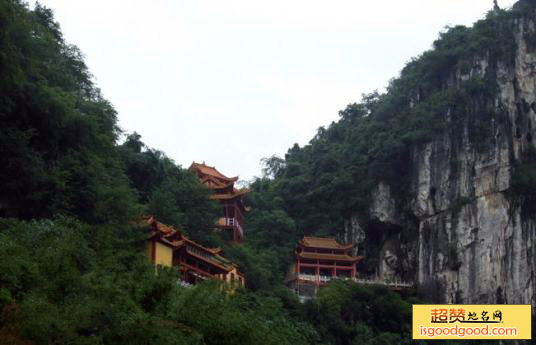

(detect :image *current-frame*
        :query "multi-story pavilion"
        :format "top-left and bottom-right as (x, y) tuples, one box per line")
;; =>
(190, 162), (248, 242)
(144, 216), (245, 288)
(289, 236), (363, 299)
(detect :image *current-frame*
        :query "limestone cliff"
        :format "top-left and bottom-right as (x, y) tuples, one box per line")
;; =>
(343, 4), (536, 307)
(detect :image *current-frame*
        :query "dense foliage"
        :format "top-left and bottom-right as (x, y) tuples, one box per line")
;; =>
(1, 1), (535, 344)
(0, 0), (219, 234)
(0, 218), (316, 345)
(261, 5), (536, 236)
(0, 1), (136, 223)
(117, 133), (221, 245)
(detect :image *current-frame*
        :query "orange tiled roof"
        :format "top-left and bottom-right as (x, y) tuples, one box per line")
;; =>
(159, 238), (185, 248)
(141, 216), (243, 273)
(210, 188), (249, 200)
(209, 247), (222, 254)
(200, 176), (233, 189)
(190, 162), (238, 182)
(300, 236), (354, 250)
(183, 237), (225, 256)
(144, 216), (182, 240)
(298, 252), (363, 262)
(185, 248), (233, 272)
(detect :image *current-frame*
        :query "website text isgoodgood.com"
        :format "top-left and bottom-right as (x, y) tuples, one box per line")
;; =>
(420, 325), (518, 338)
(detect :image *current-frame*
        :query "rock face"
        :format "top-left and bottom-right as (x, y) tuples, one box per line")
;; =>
(344, 12), (536, 307)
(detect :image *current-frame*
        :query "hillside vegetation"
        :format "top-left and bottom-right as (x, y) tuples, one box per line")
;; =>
(263, 3), (535, 235)
(2, 0), (536, 344)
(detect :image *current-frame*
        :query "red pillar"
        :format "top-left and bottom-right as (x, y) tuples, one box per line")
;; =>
(334, 260), (338, 278)
(316, 260), (320, 285)
(234, 203), (238, 222)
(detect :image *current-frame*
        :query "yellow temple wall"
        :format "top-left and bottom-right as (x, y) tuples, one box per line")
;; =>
(223, 267), (245, 287)
(146, 240), (173, 268)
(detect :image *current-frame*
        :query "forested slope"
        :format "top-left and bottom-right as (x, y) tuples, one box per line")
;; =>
(2, 0), (535, 344)
(255, 2), (536, 307)
(0, 1), (312, 344)
(0, 1), (418, 344)
(263, 1), (535, 234)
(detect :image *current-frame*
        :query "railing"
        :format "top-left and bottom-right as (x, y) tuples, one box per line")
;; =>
(298, 274), (347, 283)
(298, 274), (319, 282)
(236, 221), (243, 238)
(296, 274), (413, 288)
(355, 278), (413, 288)
(222, 217), (236, 227)
(186, 245), (214, 261)
(177, 279), (194, 288)
(220, 217), (244, 238)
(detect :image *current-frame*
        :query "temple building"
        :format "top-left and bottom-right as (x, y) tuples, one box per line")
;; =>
(288, 236), (363, 300)
(190, 162), (249, 242)
(143, 216), (245, 288)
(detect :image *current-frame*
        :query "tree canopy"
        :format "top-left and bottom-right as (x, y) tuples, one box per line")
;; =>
(1, 1), (534, 344)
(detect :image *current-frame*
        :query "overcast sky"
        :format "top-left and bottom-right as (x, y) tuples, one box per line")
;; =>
(37, 0), (517, 181)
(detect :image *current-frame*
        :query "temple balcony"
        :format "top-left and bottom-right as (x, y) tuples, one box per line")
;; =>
(217, 217), (244, 238)
(297, 274), (344, 282)
(295, 273), (413, 288)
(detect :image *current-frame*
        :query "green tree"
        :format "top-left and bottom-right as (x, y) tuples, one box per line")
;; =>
(0, 0), (138, 224)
